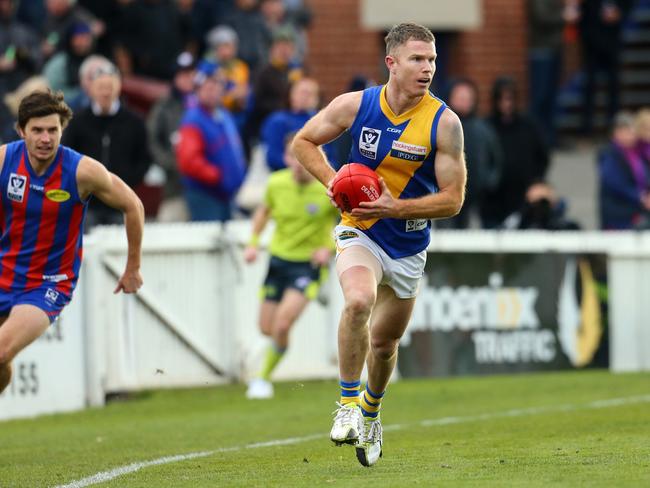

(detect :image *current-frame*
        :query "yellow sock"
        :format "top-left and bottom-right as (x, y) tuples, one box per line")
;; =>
(259, 344), (286, 381)
(340, 379), (361, 406)
(360, 385), (384, 419)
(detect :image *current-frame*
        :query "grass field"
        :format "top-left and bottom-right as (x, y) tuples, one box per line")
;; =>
(1, 370), (649, 487)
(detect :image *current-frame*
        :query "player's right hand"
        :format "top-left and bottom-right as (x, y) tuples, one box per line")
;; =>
(114, 268), (143, 294)
(243, 245), (258, 263)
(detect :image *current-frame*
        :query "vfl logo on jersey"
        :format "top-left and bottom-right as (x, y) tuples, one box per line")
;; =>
(391, 141), (427, 162)
(45, 189), (71, 202)
(7, 173), (27, 202)
(359, 127), (381, 160)
(44, 288), (60, 305)
(406, 219), (428, 232)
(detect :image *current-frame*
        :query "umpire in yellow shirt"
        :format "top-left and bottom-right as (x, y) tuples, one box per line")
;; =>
(244, 133), (338, 399)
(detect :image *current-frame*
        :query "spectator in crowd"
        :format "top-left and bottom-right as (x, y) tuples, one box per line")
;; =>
(0, 0), (43, 97)
(76, 0), (123, 58)
(147, 52), (196, 222)
(261, 77), (322, 171)
(205, 25), (250, 131)
(43, 22), (95, 104)
(175, 0), (198, 54)
(0, 75), (49, 144)
(62, 61), (151, 227)
(15, 0), (46, 32)
(578, 0), (633, 135)
(598, 111), (650, 230)
(501, 182), (581, 230)
(223, 0), (270, 75)
(175, 61), (247, 221)
(483, 76), (549, 228)
(528, 0), (578, 147)
(68, 53), (113, 112)
(191, 0), (234, 56)
(248, 28), (301, 145)
(635, 108), (650, 164)
(441, 77), (503, 229)
(244, 133), (338, 399)
(112, 0), (184, 80)
(41, 0), (103, 60)
(260, 0), (306, 62)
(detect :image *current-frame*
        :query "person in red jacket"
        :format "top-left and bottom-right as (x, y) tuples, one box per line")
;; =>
(175, 61), (247, 221)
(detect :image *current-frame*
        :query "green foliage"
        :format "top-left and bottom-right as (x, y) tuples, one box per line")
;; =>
(1, 370), (649, 487)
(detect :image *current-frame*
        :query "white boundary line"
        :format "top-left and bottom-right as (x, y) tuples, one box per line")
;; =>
(55, 394), (650, 488)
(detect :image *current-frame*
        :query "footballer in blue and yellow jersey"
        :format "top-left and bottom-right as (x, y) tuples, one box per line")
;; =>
(343, 85), (447, 259)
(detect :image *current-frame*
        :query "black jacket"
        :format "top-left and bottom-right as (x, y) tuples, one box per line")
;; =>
(63, 104), (151, 188)
(62, 103), (151, 224)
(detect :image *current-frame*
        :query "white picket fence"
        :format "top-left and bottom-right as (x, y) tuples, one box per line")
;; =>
(1, 224), (650, 421)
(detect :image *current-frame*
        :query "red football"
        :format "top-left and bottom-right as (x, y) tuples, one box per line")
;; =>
(331, 163), (382, 212)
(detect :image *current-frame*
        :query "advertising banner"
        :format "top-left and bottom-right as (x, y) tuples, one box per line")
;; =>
(0, 295), (86, 420)
(398, 252), (608, 377)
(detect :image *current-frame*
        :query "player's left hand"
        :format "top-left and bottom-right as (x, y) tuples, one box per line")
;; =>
(351, 178), (397, 220)
(114, 268), (143, 294)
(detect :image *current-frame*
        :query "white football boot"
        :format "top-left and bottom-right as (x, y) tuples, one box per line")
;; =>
(330, 403), (364, 446)
(355, 416), (383, 467)
(245, 378), (274, 399)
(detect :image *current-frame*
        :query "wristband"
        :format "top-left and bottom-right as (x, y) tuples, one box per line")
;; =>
(248, 234), (259, 247)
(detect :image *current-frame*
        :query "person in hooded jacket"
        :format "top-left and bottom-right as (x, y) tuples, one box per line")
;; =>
(482, 76), (550, 228)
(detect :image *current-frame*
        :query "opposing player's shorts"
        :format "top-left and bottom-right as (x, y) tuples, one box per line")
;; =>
(0, 286), (72, 324)
(261, 256), (323, 302)
(334, 224), (426, 299)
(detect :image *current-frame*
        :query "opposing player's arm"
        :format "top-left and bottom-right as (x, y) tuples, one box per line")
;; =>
(353, 108), (466, 220)
(291, 91), (362, 187)
(77, 156), (144, 293)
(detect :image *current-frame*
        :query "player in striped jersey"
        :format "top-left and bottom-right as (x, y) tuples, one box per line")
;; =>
(0, 89), (144, 394)
(293, 23), (467, 466)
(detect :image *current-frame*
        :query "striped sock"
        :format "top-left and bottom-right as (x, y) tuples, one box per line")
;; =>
(259, 344), (286, 381)
(360, 385), (385, 419)
(340, 379), (361, 406)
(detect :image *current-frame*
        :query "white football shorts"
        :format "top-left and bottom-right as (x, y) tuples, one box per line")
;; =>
(334, 224), (426, 299)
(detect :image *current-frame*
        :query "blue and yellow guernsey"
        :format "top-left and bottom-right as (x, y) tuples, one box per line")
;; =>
(343, 85), (447, 259)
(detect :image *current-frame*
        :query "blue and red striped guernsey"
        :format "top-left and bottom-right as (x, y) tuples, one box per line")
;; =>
(0, 140), (88, 296)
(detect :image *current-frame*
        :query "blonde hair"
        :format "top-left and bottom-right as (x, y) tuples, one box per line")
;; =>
(384, 22), (435, 55)
(634, 108), (650, 131)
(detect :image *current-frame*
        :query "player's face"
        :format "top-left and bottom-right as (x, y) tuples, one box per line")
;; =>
(19, 114), (62, 165)
(388, 40), (436, 97)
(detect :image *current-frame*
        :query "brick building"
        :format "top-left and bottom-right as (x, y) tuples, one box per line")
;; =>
(306, 0), (530, 115)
